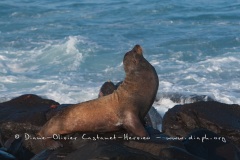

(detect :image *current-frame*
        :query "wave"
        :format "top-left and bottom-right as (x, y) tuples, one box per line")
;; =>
(153, 92), (215, 118)
(0, 35), (100, 103)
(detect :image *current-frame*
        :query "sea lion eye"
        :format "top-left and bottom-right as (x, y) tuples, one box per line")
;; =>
(132, 53), (140, 64)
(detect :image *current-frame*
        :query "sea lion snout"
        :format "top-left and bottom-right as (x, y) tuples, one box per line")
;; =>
(123, 45), (145, 72)
(133, 44), (143, 55)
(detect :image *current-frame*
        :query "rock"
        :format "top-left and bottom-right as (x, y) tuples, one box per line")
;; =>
(0, 149), (16, 160)
(0, 131), (4, 148)
(160, 146), (205, 160)
(0, 136), (35, 160)
(33, 141), (201, 160)
(64, 141), (162, 160)
(148, 107), (162, 130)
(32, 129), (207, 160)
(0, 94), (59, 141)
(45, 104), (72, 120)
(31, 131), (164, 160)
(123, 138), (184, 157)
(72, 129), (189, 159)
(3, 93), (239, 160)
(162, 101), (240, 147)
(183, 129), (240, 160)
(31, 149), (53, 160)
(7, 137), (35, 160)
(29, 128), (184, 160)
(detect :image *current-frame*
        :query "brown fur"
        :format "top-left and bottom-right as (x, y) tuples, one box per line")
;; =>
(37, 45), (159, 148)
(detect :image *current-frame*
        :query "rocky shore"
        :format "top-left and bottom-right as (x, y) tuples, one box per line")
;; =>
(0, 94), (239, 160)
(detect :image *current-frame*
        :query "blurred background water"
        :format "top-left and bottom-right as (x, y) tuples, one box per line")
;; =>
(0, 0), (240, 116)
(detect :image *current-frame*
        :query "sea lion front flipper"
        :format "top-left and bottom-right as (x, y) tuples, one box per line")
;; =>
(123, 112), (148, 137)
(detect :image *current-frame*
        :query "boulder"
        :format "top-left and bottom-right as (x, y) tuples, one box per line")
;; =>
(160, 147), (205, 160)
(0, 94), (59, 141)
(33, 141), (162, 160)
(64, 141), (161, 160)
(162, 101), (240, 147)
(2, 94), (239, 160)
(31, 129), (211, 160)
(183, 129), (240, 160)
(0, 148), (16, 160)
(147, 107), (162, 130)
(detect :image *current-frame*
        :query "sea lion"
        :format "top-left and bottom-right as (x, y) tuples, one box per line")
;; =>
(98, 81), (116, 98)
(37, 45), (159, 149)
(98, 81), (162, 129)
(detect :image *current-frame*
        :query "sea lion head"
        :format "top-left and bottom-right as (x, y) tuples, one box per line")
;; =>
(123, 45), (143, 73)
(98, 81), (116, 97)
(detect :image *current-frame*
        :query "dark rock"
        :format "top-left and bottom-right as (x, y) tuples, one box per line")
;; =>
(4, 93), (239, 160)
(64, 141), (161, 160)
(7, 138), (22, 157)
(45, 104), (72, 120)
(31, 149), (53, 160)
(7, 137), (35, 160)
(0, 136), (35, 160)
(1, 122), (41, 142)
(121, 126), (183, 156)
(183, 129), (240, 160)
(0, 149), (16, 160)
(148, 107), (162, 130)
(162, 101), (240, 147)
(30, 128), (180, 160)
(123, 138), (184, 157)
(0, 131), (4, 148)
(31, 131), (164, 160)
(72, 128), (184, 157)
(0, 94), (59, 141)
(160, 146), (205, 160)
(0, 94), (59, 125)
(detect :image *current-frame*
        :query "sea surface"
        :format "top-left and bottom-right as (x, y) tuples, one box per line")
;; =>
(1, 0), (240, 117)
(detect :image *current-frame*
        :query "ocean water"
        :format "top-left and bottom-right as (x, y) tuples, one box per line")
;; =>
(0, 0), (240, 116)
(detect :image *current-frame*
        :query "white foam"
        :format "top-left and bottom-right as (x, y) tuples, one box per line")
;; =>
(104, 62), (123, 73)
(0, 55), (7, 60)
(154, 98), (178, 118)
(1, 76), (18, 83)
(0, 35), (101, 103)
(6, 63), (28, 73)
(1, 36), (239, 115)
(10, 12), (19, 17)
(65, 36), (85, 70)
(66, 36), (80, 54)
(150, 60), (160, 65)
(153, 51), (240, 105)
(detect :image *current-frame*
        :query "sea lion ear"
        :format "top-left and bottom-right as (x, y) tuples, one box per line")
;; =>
(133, 45), (143, 55)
